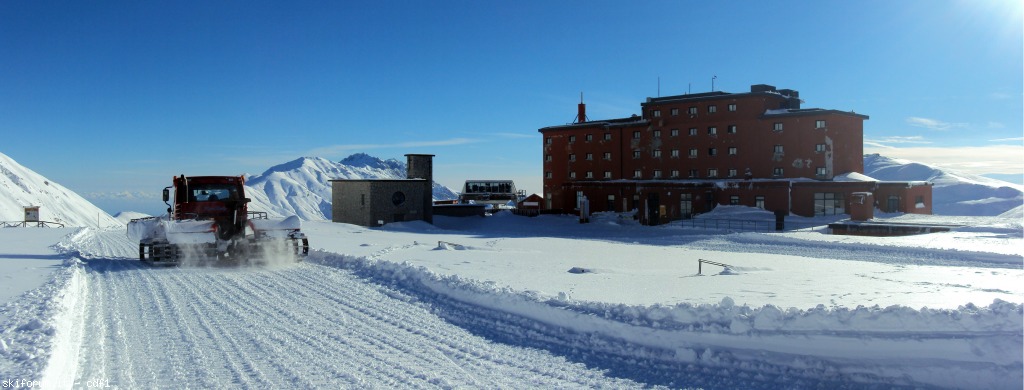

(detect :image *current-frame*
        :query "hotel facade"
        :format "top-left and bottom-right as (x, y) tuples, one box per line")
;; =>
(539, 84), (932, 224)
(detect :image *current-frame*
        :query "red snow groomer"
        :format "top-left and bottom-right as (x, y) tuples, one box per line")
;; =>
(128, 175), (308, 265)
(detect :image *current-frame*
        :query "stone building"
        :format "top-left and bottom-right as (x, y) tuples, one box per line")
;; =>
(331, 154), (435, 227)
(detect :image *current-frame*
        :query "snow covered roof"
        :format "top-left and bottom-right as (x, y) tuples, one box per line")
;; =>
(833, 172), (879, 182)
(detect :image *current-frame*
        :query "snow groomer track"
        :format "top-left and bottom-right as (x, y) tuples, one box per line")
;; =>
(19, 228), (1023, 389)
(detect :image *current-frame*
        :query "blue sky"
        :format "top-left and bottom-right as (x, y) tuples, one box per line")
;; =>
(2, 1), (1022, 215)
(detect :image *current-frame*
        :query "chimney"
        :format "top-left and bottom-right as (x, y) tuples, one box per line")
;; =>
(575, 92), (587, 123)
(405, 154), (435, 224)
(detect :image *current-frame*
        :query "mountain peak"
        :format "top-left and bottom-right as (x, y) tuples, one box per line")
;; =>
(339, 153), (404, 172)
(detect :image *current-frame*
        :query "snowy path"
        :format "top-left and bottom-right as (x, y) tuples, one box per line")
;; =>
(1, 226), (1016, 389)
(62, 259), (642, 389)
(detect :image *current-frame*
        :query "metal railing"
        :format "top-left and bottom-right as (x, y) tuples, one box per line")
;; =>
(1, 221), (65, 228)
(698, 259), (732, 275)
(681, 218), (827, 232)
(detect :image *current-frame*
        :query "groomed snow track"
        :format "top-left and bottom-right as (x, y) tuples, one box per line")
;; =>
(54, 258), (646, 389)
(6, 228), (1021, 389)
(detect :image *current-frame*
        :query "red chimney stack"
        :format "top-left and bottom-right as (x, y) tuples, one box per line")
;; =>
(575, 92), (587, 123)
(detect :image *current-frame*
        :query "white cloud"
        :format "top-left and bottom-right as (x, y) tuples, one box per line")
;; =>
(863, 144), (1024, 176)
(905, 117), (968, 131)
(863, 136), (930, 147)
(306, 137), (482, 158)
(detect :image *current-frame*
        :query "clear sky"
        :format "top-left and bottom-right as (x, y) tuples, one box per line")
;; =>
(2, 0), (1022, 215)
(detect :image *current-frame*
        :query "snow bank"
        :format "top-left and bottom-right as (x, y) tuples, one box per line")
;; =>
(308, 251), (1023, 389)
(0, 258), (84, 385)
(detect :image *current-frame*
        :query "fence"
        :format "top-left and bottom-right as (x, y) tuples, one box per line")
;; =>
(1, 221), (65, 228)
(698, 259), (732, 275)
(681, 218), (827, 232)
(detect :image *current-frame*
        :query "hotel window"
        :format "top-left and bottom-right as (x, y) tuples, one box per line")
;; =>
(815, 120), (826, 129)
(671, 170), (680, 178)
(652, 149), (662, 158)
(633, 170), (642, 178)
(569, 154), (576, 161)
(815, 144), (826, 153)
(671, 108), (679, 116)
(688, 148), (698, 158)
(653, 130), (661, 138)
(653, 110), (661, 117)
(708, 148), (717, 156)
(604, 171), (612, 179)
(708, 168), (719, 178)
(570, 171), (576, 179)
(604, 133), (612, 141)
(773, 145), (784, 154)
(688, 107), (698, 115)
(814, 192), (845, 216)
(546, 137), (552, 144)
(569, 135), (576, 143)
(728, 103), (737, 112)
(653, 170), (662, 178)
(671, 129), (679, 137)
(816, 167), (827, 177)
(728, 168), (738, 177)
(708, 127), (717, 136)
(727, 125), (737, 134)
(585, 153), (593, 161)
(773, 167), (784, 176)
(755, 196), (765, 209)
(689, 127), (698, 136)
(671, 149), (680, 158)
(603, 152), (612, 160)
(545, 154), (552, 162)
(545, 171), (552, 178)
(633, 131), (641, 139)
(708, 105), (717, 113)
(586, 171), (594, 179)
(586, 134), (593, 142)
(728, 147), (737, 155)
(729, 196), (739, 205)
(773, 122), (784, 131)
(689, 169), (698, 178)
(633, 150), (641, 159)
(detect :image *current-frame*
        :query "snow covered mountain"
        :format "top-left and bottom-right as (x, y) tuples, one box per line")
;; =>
(863, 154), (1023, 216)
(245, 153), (458, 220)
(0, 152), (121, 228)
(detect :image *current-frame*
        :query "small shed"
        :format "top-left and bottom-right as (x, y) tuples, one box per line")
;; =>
(24, 206), (40, 222)
(514, 193), (543, 217)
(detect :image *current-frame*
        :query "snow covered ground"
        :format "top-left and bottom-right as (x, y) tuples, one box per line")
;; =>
(1, 208), (1021, 389)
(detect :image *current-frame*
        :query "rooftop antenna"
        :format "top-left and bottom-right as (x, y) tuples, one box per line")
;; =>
(712, 75), (717, 92)
(574, 92), (588, 123)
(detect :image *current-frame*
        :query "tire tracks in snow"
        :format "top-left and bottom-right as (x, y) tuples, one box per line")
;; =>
(68, 257), (643, 389)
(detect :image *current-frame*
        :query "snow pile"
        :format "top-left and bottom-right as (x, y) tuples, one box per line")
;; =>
(864, 153), (1023, 216)
(0, 152), (121, 228)
(244, 154), (458, 220)
(308, 251), (1022, 389)
(0, 257), (84, 384)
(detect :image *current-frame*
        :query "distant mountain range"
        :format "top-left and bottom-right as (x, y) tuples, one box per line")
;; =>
(0, 152), (121, 228)
(863, 154), (1022, 217)
(1, 151), (1019, 226)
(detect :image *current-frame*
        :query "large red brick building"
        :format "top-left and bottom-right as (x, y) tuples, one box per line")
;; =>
(539, 84), (932, 223)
